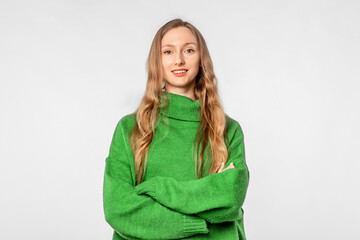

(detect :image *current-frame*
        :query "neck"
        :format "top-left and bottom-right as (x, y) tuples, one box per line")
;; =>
(160, 91), (201, 122)
(164, 85), (196, 101)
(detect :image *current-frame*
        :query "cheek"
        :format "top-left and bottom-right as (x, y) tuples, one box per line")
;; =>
(196, 55), (201, 66)
(191, 55), (201, 67)
(190, 57), (201, 69)
(161, 60), (167, 73)
(161, 61), (172, 79)
(161, 58), (171, 70)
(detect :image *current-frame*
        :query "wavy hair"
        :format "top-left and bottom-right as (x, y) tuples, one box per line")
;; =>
(130, 18), (229, 185)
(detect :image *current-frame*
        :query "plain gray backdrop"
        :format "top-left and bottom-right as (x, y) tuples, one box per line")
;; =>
(1, 0), (359, 239)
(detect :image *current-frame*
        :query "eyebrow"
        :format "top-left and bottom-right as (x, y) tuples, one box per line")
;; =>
(161, 42), (197, 48)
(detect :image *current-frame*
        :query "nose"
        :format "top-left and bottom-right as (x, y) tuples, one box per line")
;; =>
(174, 52), (184, 65)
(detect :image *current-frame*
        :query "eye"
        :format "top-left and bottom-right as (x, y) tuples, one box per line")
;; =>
(186, 49), (195, 53)
(164, 50), (171, 54)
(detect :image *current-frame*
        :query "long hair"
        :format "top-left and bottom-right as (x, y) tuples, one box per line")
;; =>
(130, 18), (229, 185)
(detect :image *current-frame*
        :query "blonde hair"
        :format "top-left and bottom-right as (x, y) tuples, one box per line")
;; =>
(130, 18), (229, 185)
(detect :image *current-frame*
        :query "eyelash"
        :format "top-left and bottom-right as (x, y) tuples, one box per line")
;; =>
(164, 49), (195, 54)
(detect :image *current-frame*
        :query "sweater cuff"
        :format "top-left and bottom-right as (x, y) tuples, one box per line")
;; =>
(183, 215), (209, 237)
(134, 179), (157, 197)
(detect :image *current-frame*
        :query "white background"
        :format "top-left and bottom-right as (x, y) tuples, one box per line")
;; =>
(1, 0), (359, 239)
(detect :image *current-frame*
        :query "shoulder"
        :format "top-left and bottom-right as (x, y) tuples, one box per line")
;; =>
(118, 112), (137, 127)
(114, 112), (137, 137)
(225, 113), (244, 141)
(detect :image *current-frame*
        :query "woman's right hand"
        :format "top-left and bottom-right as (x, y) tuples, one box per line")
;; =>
(217, 162), (235, 173)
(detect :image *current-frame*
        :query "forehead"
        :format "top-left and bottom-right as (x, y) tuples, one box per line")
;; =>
(161, 26), (198, 46)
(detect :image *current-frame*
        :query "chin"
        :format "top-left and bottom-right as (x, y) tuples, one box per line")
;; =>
(168, 79), (193, 87)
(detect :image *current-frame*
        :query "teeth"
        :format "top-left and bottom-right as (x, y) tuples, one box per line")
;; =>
(173, 70), (186, 73)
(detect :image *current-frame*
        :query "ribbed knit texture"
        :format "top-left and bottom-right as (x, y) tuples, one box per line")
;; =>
(103, 91), (250, 240)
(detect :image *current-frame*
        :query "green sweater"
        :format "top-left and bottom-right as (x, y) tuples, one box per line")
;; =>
(103, 91), (250, 240)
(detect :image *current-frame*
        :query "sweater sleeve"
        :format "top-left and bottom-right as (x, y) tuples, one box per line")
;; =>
(103, 118), (209, 240)
(134, 121), (250, 224)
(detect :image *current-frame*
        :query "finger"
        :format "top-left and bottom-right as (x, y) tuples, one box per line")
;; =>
(223, 163), (235, 171)
(217, 162), (225, 173)
(226, 163), (234, 168)
(224, 166), (232, 171)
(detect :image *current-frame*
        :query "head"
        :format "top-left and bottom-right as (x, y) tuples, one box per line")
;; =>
(160, 26), (200, 98)
(131, 19), (228, 185)
(146, 18), (215, 100)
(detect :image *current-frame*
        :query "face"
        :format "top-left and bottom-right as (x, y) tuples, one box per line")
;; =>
(161, 26), (201, 94)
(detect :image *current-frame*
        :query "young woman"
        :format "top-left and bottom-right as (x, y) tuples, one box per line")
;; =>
(103, 18), (250, 240)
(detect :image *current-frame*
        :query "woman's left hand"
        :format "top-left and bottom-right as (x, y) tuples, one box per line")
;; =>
(217, 162), (235, 173)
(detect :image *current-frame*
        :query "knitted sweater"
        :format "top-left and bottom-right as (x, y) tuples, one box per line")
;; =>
(103, 91), (250, 240)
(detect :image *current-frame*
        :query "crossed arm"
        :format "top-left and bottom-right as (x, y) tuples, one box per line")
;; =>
(134, 121), (250, 224)
(103, 119), (209, 240)
(103, 117), (249, 239)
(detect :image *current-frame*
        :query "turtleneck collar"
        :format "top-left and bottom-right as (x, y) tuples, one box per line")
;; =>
(160, 91), (201, 122)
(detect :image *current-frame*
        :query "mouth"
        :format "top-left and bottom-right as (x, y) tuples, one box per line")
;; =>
(172, 69), (188, 77)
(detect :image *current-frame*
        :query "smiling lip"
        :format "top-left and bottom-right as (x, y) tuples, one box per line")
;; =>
(172, 69), (188, 77)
